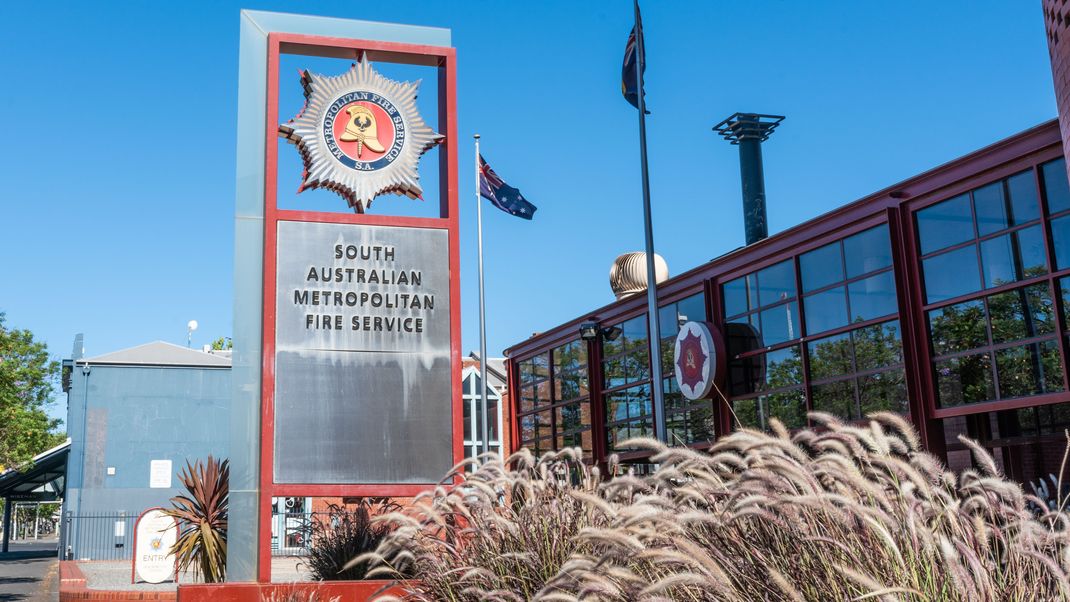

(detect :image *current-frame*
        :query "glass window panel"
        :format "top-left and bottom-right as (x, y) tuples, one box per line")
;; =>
(723, 276), (751, 318)
(557, 429), (593, 452)
(518, 360), (533, 385)
(725, 314), (763, 358)
(677, 293), (706, 326)
(555, 372), (581, 402)
(463, 374), (472, 395)
(764, 346), (803, 391)
(476, 405), (484, 443)
(533, 354), (550, 380)
(762, 389), (807, 430)
(916, 194), (974, 255)
(844, 224), (893, 278)
(731, 398), (761, 430)
(488, 399), (499, 441)
(602, 356), (625, 389)
(980, 225), (1048, 288)
(1061, 277), (1070, 330)
(988, 284), (1056, 344)
(848, 271), (898, 323)
(996, 341), (1065, 399)
(565, 341), (588, 370)
(929, 300), (987, 356)
(555, 403), (585, 433)
(603, 322), (626, 357)
(605, 384), (652, 424)
(935, 353), (995, 407)
(536, 380), (552, 406)
(756, 260), (797, 307)
(758, 301), (801, 345)
(1043, 158), (1070, 214)
(727, 345), (802, 395)
(622, 315), (649, 347)
(658, 303), (679, 340)
(623, 348), (650, 383)
(667, 405), (714, 444)
(858, 369), (908, 416)
(1006, 171), (1040, 225)
(463, 400), (472, 439)
(853, 320), (903, 371)
(1051, 214), (1070, 270)
(973, 181), (1010, 237)
(811, 379), (857, 421)
(800, 241), (844, 293)
(807, 332), (853, 381)
(1035, 402), (1070, 435)
(803, 286), (849, 335)
(923, 245), (982, 303)
(972, 174), (1039, 237)
(663, 376), (685, 412)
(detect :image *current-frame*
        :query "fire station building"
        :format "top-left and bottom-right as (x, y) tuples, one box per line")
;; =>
(505, 119), (1070, 484)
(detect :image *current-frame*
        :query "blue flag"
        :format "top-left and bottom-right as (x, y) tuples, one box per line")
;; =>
(621, 2), (648, 112)
(479, 155), (537, 220)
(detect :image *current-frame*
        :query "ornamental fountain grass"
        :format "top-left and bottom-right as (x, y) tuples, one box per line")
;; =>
(357, 413), (1070, 601)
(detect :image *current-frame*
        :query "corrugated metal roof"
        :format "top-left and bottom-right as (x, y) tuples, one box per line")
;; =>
(78, 341), (232, 367)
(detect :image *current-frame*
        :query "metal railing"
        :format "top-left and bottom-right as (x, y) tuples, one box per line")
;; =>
(62, 512), (138, 561)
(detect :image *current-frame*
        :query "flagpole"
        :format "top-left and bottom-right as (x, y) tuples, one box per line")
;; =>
(633, 0), (667, 443)
(474, 134), (492, 461)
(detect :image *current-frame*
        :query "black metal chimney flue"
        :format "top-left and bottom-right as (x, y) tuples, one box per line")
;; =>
(714, 113), (784, 246)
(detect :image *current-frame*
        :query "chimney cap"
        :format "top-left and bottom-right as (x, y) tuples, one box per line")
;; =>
(713, 113), (785, 144)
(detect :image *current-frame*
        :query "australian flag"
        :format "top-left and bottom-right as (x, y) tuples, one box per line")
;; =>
(479, 155), (537, 220)
(621, 1), (648, 112)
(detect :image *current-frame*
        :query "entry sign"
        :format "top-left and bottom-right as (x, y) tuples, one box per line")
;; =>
(674, 321), (719, 400)
(133, 508), (178, 584)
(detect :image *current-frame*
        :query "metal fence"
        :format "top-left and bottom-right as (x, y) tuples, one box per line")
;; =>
(61, 511), (329, 560)
(62, 512), (139, 561)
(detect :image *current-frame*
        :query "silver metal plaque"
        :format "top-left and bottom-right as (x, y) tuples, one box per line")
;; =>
(273, 220), (453, 484)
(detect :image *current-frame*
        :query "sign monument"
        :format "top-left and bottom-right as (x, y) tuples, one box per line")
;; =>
(231, 11), (460, 583)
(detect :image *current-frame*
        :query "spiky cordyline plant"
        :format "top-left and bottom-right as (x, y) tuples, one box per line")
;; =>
(362, 413), (1070, 601)
(166, 455), (228, 583)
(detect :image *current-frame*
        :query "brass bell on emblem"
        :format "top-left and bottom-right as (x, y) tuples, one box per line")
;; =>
(340, 105), (387, 158)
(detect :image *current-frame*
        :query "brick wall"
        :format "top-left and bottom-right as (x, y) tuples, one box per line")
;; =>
(1044, 0), (1070, 178)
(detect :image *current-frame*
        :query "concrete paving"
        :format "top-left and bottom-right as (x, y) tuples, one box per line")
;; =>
(0, 550), (58, 602)
(72, 556), (310, 592)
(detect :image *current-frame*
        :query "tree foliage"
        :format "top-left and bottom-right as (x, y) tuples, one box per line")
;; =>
(210, 336), (233, 351)
(0, 313), (63, 469)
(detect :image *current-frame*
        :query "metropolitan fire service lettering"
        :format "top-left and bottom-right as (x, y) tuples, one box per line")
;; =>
(293, 243), (435, 334)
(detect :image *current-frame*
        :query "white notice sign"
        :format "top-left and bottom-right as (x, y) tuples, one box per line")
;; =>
(133, 509), (178, 584)
(149, 460), (172, 489)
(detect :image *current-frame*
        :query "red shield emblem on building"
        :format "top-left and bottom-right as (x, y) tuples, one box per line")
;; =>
(674, 321), (721, 400)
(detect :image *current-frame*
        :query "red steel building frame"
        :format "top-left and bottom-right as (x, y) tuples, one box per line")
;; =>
(258, 34), (461, 582)
(505, 120), (1067, 465)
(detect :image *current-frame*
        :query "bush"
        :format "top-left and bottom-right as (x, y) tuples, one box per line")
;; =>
(365, 413), (1070, 601)
(360, 448), (605, 600)
(304, 499), (403, 581)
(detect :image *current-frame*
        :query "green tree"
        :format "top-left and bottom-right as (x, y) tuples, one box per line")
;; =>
(0, 313), (64, 470)
(210, 336), (233, 351)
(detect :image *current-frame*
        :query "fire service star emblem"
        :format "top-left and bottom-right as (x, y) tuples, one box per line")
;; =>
(674, 321), (719, 400)
(278, 59), (443, 213)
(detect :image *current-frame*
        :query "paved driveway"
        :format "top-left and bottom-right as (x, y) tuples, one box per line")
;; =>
(0, 540), (59, 602)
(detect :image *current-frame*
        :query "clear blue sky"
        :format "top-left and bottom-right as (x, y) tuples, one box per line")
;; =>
(0, 1), (1057, 425)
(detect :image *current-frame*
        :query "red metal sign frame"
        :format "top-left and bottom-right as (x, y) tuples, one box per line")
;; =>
(258, 33), (461, 582)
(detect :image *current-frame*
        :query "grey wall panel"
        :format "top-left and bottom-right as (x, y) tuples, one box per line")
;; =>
(274, 350), (452, 483)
